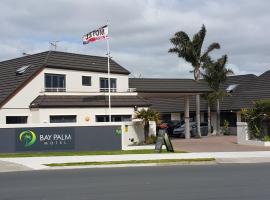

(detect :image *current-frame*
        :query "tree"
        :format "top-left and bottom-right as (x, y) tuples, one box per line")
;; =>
(134, 108), (160, 140)
(202, 55), (234, 135)
(169, 24), (220, 137)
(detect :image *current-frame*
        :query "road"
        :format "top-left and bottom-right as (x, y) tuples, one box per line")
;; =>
(0, 164), (270, 200)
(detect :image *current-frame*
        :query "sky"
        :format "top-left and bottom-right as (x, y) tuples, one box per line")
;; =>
(0, 0), (269, 78)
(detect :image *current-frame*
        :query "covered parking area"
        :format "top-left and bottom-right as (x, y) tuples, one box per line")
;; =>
(129, 78), (212, 138)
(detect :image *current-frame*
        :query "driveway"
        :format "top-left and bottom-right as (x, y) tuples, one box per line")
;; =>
(171, 135), (270, 152)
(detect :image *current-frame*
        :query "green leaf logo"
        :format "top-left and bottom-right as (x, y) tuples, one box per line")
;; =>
(19, 130), (37, 147)
(115, 128), (122, 136)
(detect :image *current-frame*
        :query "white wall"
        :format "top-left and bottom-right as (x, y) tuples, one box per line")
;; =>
(43, 68), (130, 93)
(3, 68), (131, 109)
(0, 109), (31, 124)
(0, 66), (139, 124)
(36, 107), (137, 124)
(237, 122), (270, 146)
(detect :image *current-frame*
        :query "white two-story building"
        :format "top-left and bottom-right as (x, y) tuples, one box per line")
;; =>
(0, 51), (150, 124)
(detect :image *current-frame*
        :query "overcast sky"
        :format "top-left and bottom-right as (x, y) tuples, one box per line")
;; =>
(0, 0), (269, 78)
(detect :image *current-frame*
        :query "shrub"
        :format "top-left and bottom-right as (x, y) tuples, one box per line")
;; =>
(145, 135), (157, 144)
(241, 100), (270, 140)
(223, 120), (230, 135)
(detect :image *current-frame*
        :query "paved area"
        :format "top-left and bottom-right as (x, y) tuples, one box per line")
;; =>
(2, 135), (270, 172)
(2, 151), (270, 170)
(1, 164), (270, 200)
(171, 135), (270, 152)
(0, 160), (31, 172)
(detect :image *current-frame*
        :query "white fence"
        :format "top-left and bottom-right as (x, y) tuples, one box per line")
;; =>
(237, 122), (270, 146)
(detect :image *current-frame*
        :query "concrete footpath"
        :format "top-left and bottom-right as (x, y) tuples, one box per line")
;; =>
(2, 151), (270, 172)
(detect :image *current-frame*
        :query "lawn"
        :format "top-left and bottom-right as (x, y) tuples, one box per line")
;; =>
(46, 158), (215, 167)
(0, 149), (187, 158)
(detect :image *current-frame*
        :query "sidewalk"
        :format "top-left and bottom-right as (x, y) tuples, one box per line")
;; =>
(2, 151), (270, 171)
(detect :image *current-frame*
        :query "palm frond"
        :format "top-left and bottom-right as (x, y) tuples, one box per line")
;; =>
(201, 42), (220, 60)
(192, 24), (206, 57)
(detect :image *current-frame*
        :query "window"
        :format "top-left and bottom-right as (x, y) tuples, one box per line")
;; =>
(45, 73), (66, 92)
(50, 115), (77, 123)
(226, 84), (238, 93)
(82, 76), (92, 86)
(96, 115), (131, 122)
(6, 116), (28, 124)
(100, 78), (117, 92)
(16, 65), (31, 75)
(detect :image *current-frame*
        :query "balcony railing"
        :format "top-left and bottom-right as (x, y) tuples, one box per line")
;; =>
(42, 88), (136, 93)
(100, 88), (117, 92)
(45, 88), (66, 92)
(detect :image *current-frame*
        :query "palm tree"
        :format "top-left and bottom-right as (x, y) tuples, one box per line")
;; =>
(134, 108), (160, 140)
(202, 55), (234, 135)
(169, 24), (220, 137)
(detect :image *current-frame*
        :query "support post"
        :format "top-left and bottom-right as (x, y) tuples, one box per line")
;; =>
(196, 94), (201, 137)
(184, 96), (190, 139)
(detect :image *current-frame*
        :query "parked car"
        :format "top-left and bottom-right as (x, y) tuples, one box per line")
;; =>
(172, 122), (213, 138)
(159, 120), (184, 135)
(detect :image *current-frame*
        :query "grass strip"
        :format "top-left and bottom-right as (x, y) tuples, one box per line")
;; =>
(0, 149), (187, 158)
(46, 158), (215, 167)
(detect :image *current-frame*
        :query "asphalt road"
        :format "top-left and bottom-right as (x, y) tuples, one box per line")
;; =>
(1, 164), (270, 200)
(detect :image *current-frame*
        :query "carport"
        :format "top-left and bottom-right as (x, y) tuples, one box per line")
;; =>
(129, 78), (212, 138)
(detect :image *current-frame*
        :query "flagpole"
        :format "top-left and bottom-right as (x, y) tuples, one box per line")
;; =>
(106, 25), (112, 122)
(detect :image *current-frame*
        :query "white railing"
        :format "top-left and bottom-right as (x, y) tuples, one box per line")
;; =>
(44, 87), (66, 92)
(41, 88), (137, 93)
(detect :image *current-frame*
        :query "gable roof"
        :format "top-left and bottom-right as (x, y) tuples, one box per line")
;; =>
(129, 78), (211, 93)
(0, 51), (130, 107)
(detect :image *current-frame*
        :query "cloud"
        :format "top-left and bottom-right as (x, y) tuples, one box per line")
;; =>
(0, 0), (269, 78)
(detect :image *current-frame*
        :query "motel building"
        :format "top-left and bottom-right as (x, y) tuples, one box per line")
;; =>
(0, 51), (212, 126)
(0, 51), (269, 153)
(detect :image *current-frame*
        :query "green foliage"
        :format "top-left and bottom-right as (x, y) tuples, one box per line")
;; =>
(241, 100), (270, 139)
(169, 24), (220, 80)
(262, 135), (270, 142)
(134, 108), (161, 139)
(134, 108), (161, 125)
(202, 55), (233, 93)
(223, 120), (230, 135)
(145, 135), (157, 144)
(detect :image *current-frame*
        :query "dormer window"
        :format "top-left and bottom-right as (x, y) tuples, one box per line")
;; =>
(16, 65), (31, 75)
(226, 84), (238, 93)
(45, 73), (66, 92)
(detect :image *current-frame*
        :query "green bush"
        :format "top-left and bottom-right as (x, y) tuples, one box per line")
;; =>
(145, 135), (157, 144)
(223, 120), (230, 135)
(241, 100), (270, 140)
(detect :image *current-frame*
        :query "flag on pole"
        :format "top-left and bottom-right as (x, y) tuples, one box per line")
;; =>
(82, 25), (108, 44)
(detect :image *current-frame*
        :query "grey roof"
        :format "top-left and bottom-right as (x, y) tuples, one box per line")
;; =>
(0, 52), (49, 107)
(230, 71), (270, 110)
(0, 51), (130, 107)
(129, 78), (211, 93)
(30, 95), (150, 108)
(45, 51), (130, 75)
(144, 73), (267, 113)
(146, 96), (208, 113)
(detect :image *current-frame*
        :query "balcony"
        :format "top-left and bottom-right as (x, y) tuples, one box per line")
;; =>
(42, 88), (136, 94)
(45, 87), (66, 92)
